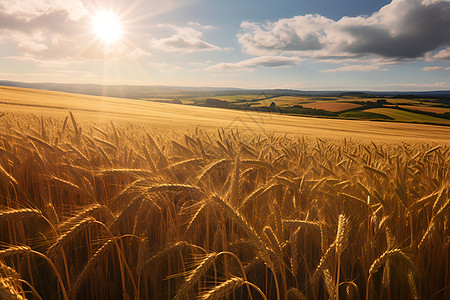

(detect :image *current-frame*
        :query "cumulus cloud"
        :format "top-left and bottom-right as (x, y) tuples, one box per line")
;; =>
(322, 65), (387, 73)
(239, 15), (331, 53)
(149, 24), (221, 53)
(17, 40), (48, 53)
(0, 0), (88, 21)
(0, 7), (85, 36)
(0, 8), (93, 61)
(426, 47), (450, 62)
(206, 56), (301, 71)
(238, 0), (450, 61)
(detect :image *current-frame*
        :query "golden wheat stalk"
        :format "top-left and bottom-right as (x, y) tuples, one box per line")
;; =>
(263, 226), (282, 255)
(47, 217), (96, 258)
(94, 137), (118, 151)
(209, 195), (275, 271)
(0, 246), (32, 258)
(0, 246), (68, 300)
(0, 278), (25, 300)
(59, 204), (112, 230)
(145, 183), (203, 196)
(366, 249), (413, 300)
(0, 164), (18, 186)
(200, 277), (245, 300)
(196, 159), (232, 183)
(282, 219), (320, 230)
(185, 202), (207, 233)
(335, 214), (348, 300)
(335, 214), (348, 255)
(26, 134), (56, 152)
(174, 252), (217, 300)
(0, 208), (42, 221)
(322, 269), (337, 300)
(141, 241), (206, 278)
(311, 241), (336, 282)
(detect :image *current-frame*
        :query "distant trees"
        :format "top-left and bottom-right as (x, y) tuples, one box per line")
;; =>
(350, 99), (388, 107)
(376, 99), (387, 105)
(205, 98), (230, 107)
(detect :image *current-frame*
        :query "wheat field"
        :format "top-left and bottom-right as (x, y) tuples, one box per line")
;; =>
(0, 108), (449, 299)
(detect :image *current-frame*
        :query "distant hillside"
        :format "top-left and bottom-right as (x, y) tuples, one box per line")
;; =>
(1, 80), (449, 99)
(0, 80), (245, 99)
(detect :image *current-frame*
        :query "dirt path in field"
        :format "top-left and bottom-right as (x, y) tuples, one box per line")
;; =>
(1, 85), (449, 143)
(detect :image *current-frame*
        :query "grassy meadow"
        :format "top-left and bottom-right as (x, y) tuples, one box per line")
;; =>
(0, 87), (449, 299)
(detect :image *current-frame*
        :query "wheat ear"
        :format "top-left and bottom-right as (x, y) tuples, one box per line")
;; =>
(200, 277), (245, 300)
(173, 252), (217, 300)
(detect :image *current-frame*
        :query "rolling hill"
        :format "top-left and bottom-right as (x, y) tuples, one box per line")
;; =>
(1, 85), (449, 143)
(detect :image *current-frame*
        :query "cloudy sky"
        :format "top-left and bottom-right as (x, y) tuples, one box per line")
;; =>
(0, 0), (449, 90)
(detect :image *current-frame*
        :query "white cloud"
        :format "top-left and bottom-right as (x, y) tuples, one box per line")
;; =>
(187, 22), (216, 30)
(422, 0), (450, 5)
(322, 65), (387, 72)
(150, 36), (220, 53)
(239, 15), (331, 54)
(238, 0), (450, 61)
(0, 2), (96, 61)
(206, 56), (302, 71)
(0, 0), (88, 21)
(422, 66), (450, 71)
(425, 47), (450, 62)
(17, 40), (48, 53)
(149, 24), (221, 53)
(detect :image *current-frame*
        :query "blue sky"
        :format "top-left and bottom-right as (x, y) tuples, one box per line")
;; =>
(0, 0), (449, 90)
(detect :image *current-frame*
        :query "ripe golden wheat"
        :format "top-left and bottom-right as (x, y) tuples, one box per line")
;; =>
(0, 112), (448, 299)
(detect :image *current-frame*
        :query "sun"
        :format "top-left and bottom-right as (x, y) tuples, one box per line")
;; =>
(92, 11), (123, 44)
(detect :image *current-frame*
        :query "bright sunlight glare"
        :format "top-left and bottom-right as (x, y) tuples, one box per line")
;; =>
(92, 11), (123, 44)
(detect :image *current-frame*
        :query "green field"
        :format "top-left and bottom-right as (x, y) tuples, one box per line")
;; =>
(340, 111), (393, 120)
(394, 105), (450, 114)
(364, 108), (450, 124)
